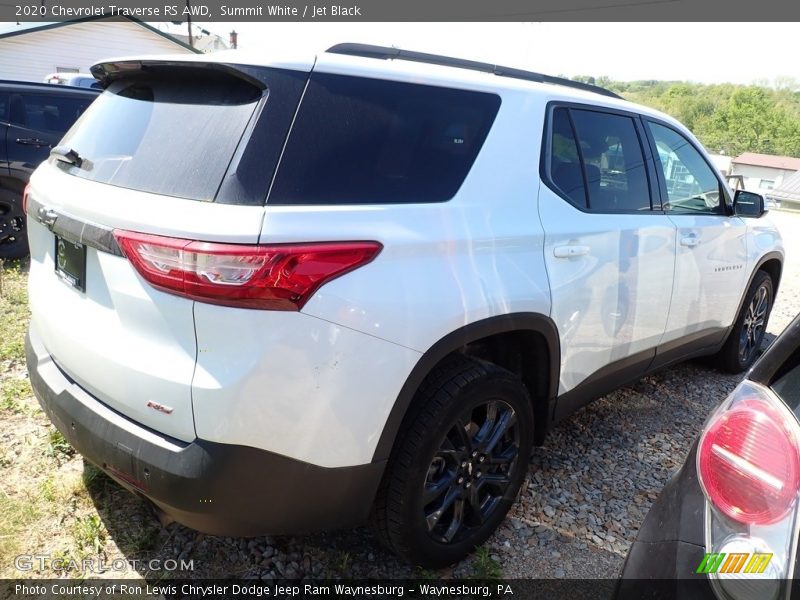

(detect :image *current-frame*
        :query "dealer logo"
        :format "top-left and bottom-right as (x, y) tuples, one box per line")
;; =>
(697, 552), (772, 574)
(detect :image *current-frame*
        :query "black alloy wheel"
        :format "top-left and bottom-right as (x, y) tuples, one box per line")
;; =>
(738, 280), (771, 366)
(372, 356), (534, 568)
(423, 399), (521, 544)
(715, 270), (774, 373)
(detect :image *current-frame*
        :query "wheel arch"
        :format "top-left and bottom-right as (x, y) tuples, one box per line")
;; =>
(733, 251), (783, 322)
(371, 313), (560, 462)
(757, 254), (783, 297)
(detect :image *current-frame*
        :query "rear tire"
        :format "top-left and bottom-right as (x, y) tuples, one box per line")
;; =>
(0, 190), (28, 260)
(714, 271), (774, 373)
(371, 356), (534, 568)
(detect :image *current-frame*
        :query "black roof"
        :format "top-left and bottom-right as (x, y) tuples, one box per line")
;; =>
(326, 43), (623, 100)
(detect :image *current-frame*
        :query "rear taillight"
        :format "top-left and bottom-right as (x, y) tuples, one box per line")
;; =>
(697, 381), (800, 595)
(699, 397), (800, 525)
(22, 184), (30, 215)
(113, 230), (382, 311)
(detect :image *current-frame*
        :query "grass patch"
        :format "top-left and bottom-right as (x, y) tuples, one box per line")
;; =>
(0, 259), (30, 364)
(0, 490), (41, 567)
(72, 514), (106, 556)
(46, 428), (75, 462)
(472, 546), (503, 579)
(118, 520), (161, 555)
(412, 566), (439, 579)
(81, 462), (110, 496)
(1, 377), (31, 413)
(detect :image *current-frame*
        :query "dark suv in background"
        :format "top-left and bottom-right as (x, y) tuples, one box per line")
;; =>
(1, 81), (98, 259)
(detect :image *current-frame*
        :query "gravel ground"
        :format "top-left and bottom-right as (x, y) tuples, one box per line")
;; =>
(7, 211), (799, 581)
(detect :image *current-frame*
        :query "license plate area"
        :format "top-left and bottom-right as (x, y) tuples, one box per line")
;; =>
(54, 236), (86, 292)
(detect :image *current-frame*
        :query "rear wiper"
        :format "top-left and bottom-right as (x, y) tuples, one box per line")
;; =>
(51, 146), (84, 168)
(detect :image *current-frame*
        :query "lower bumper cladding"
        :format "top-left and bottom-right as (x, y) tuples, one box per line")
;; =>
(26, 326), (385, 537)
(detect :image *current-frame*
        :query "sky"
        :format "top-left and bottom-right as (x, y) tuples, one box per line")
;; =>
(194, 22), (799, 86)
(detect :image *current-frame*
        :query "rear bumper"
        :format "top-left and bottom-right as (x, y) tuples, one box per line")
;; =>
(26, 325), (385, 536)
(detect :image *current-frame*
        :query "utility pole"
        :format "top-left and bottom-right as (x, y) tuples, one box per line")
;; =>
(185, 0), (194, 48)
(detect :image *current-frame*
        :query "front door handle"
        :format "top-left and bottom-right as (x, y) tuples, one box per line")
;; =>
(553, 244), (590, 258)
(680, 234), (700, 248)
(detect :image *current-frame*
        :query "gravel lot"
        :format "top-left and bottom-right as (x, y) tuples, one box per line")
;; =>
(2, 210), (798, 581)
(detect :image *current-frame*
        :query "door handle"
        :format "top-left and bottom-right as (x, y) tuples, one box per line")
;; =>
(16, 138), (50, 147)
(553, 244), (590, 258)
(680, 234), (700, 248)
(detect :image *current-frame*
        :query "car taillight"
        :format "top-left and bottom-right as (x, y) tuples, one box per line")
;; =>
(698, 397), (800, 525)
(22, 184), (30, 215)
(697, 381), (800, 596)
(113, 230), (382, 311)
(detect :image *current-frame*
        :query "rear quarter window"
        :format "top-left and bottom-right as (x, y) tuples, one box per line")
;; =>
(268, 74), (501, 205)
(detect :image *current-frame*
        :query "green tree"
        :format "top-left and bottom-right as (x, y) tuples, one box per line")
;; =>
(704, 87), (798, 155)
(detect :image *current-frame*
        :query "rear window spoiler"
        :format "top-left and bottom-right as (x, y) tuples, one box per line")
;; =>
(90, 60), (269, 90)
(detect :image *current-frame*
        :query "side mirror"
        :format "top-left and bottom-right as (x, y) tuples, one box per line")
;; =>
(733, 190), (766, 218)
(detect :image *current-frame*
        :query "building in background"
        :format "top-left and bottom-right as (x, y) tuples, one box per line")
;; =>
(707, 153), (733, 176)
(152, 23), (233, 53)
(766, 170), (800, 211)
(0, 17), (198, 83)
(729, 152), (800, 193)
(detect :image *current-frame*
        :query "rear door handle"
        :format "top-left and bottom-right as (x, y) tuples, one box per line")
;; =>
(680, 234), (700, 248)
(553, 244), (590, 258)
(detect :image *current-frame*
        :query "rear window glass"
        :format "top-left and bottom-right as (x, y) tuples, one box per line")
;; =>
(54, 70), (263, 202)
(268, 74), (501, 205)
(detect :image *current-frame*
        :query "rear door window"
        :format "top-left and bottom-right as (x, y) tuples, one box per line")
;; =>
(545, 105), (652, 212)
(268, 74), (501, 205)
(14, 93), (92, 134)
(569, 109), (651, 212)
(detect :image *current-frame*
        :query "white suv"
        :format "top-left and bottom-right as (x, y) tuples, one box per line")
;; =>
(25, 44), (783, 567)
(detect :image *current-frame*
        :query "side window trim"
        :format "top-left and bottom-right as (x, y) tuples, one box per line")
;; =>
(639, 116), (669, 211)
(565, 107), (592, 209)
(631, 117), (660, 211)
(642, 117), (732, 215)
(540, 100), (655, 215)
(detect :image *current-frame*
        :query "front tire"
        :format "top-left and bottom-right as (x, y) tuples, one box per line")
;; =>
(715, 271), (774, 373)
(372, 356), (534, 568)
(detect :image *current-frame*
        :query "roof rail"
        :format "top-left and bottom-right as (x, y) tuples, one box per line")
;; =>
(326, 43), (623, 100)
